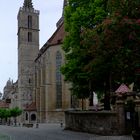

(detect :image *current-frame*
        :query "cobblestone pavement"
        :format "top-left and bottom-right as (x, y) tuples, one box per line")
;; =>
(0, 124), (133, 140)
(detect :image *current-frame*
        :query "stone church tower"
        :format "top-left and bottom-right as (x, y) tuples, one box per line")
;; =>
(17, 0), (39, 116)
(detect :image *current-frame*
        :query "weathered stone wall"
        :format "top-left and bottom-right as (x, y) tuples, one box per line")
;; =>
(18, 4), (39, 115)
(35, 44), (71, 123)
(65, 111), (120, 135)
(46, 111), (65, 123)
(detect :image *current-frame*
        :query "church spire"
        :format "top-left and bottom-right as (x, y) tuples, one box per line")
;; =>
(23, 0), (34, 9)
(62, 0), (68, 17)
(56, 0), (68, 27)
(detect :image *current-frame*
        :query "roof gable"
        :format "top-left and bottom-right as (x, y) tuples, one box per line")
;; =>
(48, 23), (65, 45)
(35, 23), (65, 61)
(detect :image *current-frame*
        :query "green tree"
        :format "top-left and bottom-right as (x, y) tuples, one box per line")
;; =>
(0, 109), (12, 124)
(62, 0), (140, 110)
(83, 0), (140, 111)
(0, 109), (6, 123)
(10, 107), (22, 125)
(87, 0), (140, 91)
(0, 108), (22, 125)
(61, 0), (108, 102)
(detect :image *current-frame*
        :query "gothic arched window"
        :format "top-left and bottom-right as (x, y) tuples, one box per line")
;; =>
(28, 15), (32, 28)
(56, 51), (62, 108)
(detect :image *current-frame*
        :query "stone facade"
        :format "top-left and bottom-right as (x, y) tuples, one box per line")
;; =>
(65, 110), (119, 135)
(65, 96), (140, 135)
(33, 0), (71, 123)
(3, 79), (18, 109)
(34, 23), (71, 123)
(17, 0), (39, 122)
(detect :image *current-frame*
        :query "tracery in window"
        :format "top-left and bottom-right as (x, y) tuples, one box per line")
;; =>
(56, 51), (62, 108)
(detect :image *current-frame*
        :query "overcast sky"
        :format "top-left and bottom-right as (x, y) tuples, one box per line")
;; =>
(0, 0), (63, 93)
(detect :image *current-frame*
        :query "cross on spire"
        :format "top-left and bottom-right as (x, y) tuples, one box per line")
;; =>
(23, 0), (33, 8)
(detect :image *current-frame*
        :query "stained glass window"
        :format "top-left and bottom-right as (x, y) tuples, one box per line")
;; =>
(56, 51), (62, 108)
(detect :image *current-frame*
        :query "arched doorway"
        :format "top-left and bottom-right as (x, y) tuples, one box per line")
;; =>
(31, 114), (36, 121)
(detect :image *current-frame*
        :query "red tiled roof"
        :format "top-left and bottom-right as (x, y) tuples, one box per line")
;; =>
(35, 23), (65, 61)
(115, 83), (131, 93)
(48, 23), (65, 45)
(0, 101), (9, 108)
(24, 102), (36, 111)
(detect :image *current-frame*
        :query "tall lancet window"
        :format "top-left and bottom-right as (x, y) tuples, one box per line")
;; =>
(28, 32), (32, 42)
(56, 51), (62, 109)
(28, 15), (32, 28)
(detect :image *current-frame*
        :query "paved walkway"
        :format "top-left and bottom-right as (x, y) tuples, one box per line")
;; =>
(0, 124), (133, 140)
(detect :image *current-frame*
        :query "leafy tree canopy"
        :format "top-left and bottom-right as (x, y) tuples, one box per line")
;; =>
(61, 0), (108, 98)
(0, 107), (22, 119)
(10, 107), (22, 117)
(62, 0), (140, 99)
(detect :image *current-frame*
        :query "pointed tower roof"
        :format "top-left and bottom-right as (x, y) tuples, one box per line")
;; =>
(56, 0), (68, 28)
(23, 0), (34, 9)
(62, 0), (68, 17)
(115, 83), (131, 93)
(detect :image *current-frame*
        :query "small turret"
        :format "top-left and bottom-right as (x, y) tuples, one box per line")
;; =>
(56, 0), (68, 28)
(23, 0), (34, 9)
(6, 78), (13, 87)
(62, 0), (68, 17)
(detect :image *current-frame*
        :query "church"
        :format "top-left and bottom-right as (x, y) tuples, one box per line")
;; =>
(2, 0), (73, 123)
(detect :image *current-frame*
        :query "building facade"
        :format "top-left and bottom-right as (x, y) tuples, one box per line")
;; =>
(35, 22), (71, 123)
(19, 0), (71, 123)
(2, 0), (72, 124)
